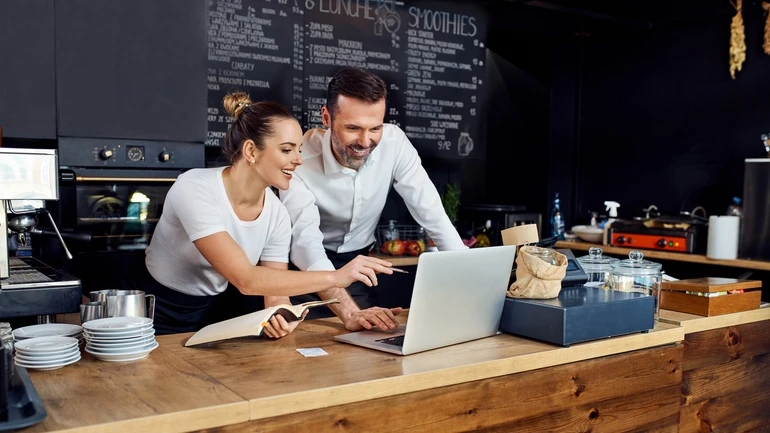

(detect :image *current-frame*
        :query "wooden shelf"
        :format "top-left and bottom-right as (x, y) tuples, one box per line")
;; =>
(555, 241), (770, 271)
(369, 254), (419, 267)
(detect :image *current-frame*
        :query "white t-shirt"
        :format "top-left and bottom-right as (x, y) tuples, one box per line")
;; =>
(146, 167), (291, 296)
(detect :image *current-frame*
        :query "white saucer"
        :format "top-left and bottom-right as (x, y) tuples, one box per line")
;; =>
(84, 328), (154, 340)
(86, 341), (159, 362)
(15, 353), (81, 370)
(14, 336), (79, 353)
(87, 336), (156, 350)
(12, 324), (82, 340)
(83, 325), (154, 339)
(15, 348), (80, 362)
(87, 338), (157, 353)
(83, 317), (153, 332)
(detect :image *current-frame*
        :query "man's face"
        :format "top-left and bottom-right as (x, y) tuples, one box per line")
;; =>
(322, 94), (386, 171)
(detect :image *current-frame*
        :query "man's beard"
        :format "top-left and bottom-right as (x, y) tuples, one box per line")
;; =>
(330, 130), (377, 170)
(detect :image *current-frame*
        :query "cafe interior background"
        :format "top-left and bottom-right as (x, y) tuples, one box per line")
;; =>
(1, 0), (770, 319)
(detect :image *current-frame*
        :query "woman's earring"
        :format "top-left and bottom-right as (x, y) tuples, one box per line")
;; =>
(250, 160), (255, 166)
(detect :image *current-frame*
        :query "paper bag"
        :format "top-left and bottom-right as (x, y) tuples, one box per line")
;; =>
(507, 246), (567, 299)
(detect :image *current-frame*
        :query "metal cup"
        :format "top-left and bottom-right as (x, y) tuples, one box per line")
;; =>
(80, 301), (108, 324)
(90, 290), (155, 320)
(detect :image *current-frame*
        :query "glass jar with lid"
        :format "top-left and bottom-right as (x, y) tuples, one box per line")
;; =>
(608, 251), (663, 321)
(577, 247), (618, 288)
(527, 246), (558, 265)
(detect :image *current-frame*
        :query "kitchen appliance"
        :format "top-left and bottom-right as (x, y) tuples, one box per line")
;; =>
(499, 249), (656, 347)
(608, 214), (708, 254)
(52, 137), (203, 292)
(0, 148), (81, 320)
(460, 204), (542, 246)
(739, 159), (770, 260)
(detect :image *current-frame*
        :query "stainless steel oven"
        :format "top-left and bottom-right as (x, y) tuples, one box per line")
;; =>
(44, 137), (204, 292)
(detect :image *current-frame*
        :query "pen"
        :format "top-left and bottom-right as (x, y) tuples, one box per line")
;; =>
(391, 267), (409, 274)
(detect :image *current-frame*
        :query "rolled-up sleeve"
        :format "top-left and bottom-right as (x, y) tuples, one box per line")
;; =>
(279, 174), (335, 271)
(391, 131), (467, 251)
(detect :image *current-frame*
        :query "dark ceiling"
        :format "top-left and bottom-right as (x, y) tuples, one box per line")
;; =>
(506, 0), (739, 30)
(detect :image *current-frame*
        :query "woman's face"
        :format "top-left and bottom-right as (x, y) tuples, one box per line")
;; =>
(253, 118), (303, 190)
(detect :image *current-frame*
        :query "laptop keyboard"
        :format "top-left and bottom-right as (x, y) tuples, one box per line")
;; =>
(376, 335), (405, 347)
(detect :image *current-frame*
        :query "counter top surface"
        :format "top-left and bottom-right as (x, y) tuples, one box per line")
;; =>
(24, 311), (685, 433)
(555, 240), (770, 271)
(659, 306), (770, 333)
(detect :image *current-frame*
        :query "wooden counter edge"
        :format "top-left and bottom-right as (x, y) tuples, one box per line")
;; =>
(659, 307), (770, 334)
(555, 241), (770, 271)
(41, 401), (250, 433)
(369, 253), (419, 267)
(248, 324), (685, 420)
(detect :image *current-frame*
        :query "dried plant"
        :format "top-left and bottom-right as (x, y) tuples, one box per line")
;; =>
(729, 0), (746, 79)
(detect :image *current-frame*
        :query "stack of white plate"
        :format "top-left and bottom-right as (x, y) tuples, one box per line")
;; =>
(12, 323), (83, 342)
(83, 317), (158, 362)
(14, 336), (81, 370)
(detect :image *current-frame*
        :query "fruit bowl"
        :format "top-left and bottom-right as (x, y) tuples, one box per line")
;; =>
(571, 225), (603, 243)
(375, 224), (427, 256)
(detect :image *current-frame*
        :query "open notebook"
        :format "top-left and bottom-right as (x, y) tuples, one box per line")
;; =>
(185, 299), (339, 346)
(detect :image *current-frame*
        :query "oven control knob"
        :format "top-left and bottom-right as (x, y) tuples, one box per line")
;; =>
(98, 149), (114, 160)
(657, 238), (666, 247)
(158, 151), (172, 162)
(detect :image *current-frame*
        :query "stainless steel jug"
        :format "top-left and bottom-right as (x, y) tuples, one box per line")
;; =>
(89, 290), (155, 320)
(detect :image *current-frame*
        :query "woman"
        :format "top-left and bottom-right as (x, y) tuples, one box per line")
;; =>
(137, 92), (394, 335)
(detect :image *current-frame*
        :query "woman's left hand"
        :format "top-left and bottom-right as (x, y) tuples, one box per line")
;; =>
(262, 312), (307, 339)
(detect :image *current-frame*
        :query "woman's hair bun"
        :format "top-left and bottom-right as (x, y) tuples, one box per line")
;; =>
(223, 91), (252, 119)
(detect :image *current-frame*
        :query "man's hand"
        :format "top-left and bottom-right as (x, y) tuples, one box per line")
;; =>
(342, 307), (403, 331)
(262, 311), (308, 339)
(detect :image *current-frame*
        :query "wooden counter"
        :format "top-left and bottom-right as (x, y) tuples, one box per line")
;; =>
(23, 313), (684, 433)
(555, 240), (770, 271)
(660, 307), (770, 432)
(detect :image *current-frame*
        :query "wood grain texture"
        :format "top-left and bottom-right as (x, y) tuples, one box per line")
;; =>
(662, 277), (763, 293)
(659, 307), (770, 333)
(156, 313), (683, 421)
(680, 320), (770, 371)
(24, 347), (249, 433)
(555, 241), (770, 271)
(660, 290), (762, 316)
(201, 345), (682, 433)
(369, 253), (419, 266)
(679, 320), (770, 433)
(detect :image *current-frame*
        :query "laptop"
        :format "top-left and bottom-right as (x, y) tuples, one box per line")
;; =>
(334, 245), (517, 355)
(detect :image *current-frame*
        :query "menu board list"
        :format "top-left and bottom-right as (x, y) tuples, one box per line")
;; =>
(207, 0), (486, 159)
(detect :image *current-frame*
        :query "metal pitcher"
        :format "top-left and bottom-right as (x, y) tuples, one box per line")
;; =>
(89, 290), (155, 320)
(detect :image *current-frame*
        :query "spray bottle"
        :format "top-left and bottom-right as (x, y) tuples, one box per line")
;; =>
(603, 201), (620, 245)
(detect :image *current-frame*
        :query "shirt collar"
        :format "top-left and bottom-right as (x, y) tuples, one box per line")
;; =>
(321, 128), (379, 175)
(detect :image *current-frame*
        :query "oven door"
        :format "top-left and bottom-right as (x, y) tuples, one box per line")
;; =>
(58, 168), (178, 252)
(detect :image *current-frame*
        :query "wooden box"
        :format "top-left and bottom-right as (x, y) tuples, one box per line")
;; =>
(660, 277), (762, 316)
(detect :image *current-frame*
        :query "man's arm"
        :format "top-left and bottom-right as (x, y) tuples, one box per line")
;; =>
(391, 129), (467, 250)
(280, 174), (400, 331)
(279, 174), (336, 272)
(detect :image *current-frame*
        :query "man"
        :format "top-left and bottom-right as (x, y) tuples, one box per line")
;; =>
(279, 67), (466, 331)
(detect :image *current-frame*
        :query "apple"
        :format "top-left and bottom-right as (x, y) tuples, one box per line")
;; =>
(385, 239), (405, 256)
(405, 241), (421, 256)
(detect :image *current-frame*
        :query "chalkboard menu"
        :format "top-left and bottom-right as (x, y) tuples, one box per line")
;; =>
(207, 0), (487, 160)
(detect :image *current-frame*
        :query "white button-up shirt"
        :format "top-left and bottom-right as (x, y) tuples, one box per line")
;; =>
(279, 124), (466, 271)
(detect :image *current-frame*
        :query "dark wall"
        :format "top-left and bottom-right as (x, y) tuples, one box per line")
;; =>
(569, 3), (770, 224)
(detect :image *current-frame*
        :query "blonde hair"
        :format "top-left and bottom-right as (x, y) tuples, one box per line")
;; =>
(223, 91), (252, 119)
(220, 91), (296, 164)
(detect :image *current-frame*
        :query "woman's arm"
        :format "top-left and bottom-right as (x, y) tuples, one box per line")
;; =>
(260, 261), (304, 339)
(193, 232), (394, 297)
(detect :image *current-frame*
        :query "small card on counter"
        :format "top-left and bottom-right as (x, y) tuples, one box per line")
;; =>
(296, 347), (328, 357)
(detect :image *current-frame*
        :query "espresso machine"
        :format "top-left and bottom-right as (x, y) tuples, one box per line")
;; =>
(0, 148), (81, 321)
